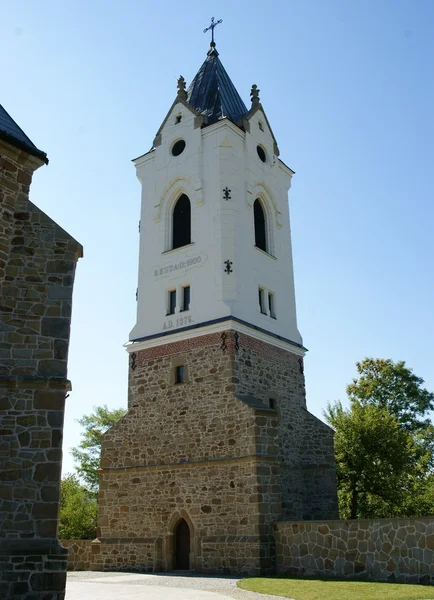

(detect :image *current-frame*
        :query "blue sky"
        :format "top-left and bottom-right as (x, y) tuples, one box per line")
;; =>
(2, 0), (433, 475)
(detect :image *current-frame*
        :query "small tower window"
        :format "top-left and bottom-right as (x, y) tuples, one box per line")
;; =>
(268, 292), (276, 319)
(258, 288), (266, 315)
(168, 290), (176, 315)
(258, 121), (264, 131)
(171, 139), (186, 156)
(257, 145), (267, 162)
(175, 365), (185, 384)
(181, 286), (190, 311)
(269, 398), (276, 409)
(172, 194), (191, 249)
(175, 114), (182, 124)
(254, 199), (267, 252)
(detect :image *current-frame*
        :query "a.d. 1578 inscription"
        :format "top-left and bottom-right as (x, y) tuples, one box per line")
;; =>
(162, 315), (193, 330)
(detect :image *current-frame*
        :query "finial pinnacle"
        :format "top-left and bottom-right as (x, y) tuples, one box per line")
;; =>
(250, 84), (260, 108)
(177, 75), (187, 100)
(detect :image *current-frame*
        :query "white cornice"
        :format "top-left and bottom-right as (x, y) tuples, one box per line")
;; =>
(124, 319), (306, 357)
(278, 158), (295, 177)
(133, 150), (156, 168)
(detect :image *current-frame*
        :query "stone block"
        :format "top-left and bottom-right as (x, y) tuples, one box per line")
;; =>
(41, 486), (59, 502)
(34, 390), (65, 410)
(53, 339), (68, 360)
(12, 581), (29, 594)
(32, 502), (58, 519)
(36, 520), (58, 537)
(51, 429), (63, 448)
(48, 286), (72, 299)
(38, 360), (67, 377)
(45, 260), (73, 274)
(47, 412), (64, 428)
(41, 317), (70, 339)
(34, 463), (61, 482)
(30, 572), (66, 591)
(0, 469), (21, 481)
(425, 535), (434, 551)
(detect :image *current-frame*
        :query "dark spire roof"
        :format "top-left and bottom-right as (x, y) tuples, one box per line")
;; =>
(0, 104), (48, 164)
(186, 44), (248, 125)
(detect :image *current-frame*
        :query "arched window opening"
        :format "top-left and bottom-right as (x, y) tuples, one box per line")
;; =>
(173, 518), (190, 570)
(254, 199), (267, 252)
(172, 194), (191, 250)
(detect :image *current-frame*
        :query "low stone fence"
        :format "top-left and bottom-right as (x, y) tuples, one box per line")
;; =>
(200, 535), (274, 575)
(90, 538), (161, 572)
(61, 540), (93, 571)
(275, 518), (434, 584)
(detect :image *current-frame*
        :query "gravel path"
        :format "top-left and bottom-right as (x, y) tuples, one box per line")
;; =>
(66, 571), (291, 600)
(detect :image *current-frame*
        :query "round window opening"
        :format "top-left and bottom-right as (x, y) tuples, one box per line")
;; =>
(257, 145), (267, 163)
(171, 139), (186, 156)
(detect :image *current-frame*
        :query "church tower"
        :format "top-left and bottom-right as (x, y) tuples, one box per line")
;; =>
(96, 32), (338, 575)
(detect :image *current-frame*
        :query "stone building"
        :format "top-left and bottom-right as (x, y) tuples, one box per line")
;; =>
(95, 38), (338, 575)
(0, 105), (82, 598)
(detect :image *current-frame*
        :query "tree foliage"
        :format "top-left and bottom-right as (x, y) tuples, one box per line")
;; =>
(71, 404), (126, 491)
(59, 474), (98, 539)
(326, 401), (419, 518)
(325, 358), (434, 519)
(347, 358), (434, 432)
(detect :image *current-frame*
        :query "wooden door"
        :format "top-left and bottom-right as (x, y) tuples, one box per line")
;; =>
(174, 519), (190, 570)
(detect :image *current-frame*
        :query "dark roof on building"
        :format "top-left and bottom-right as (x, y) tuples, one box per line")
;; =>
(0, 104), (48, 164)
(186, 44), (248, 125)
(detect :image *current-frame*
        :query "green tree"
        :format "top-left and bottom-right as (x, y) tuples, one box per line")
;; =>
(325, 400), (418, 519)
(403, 473), (434, 516)
(326, 358), (434, 519)
(59, 474), (98, 539)
(347, 358), (434, 432)
(71, 404), (126, 492)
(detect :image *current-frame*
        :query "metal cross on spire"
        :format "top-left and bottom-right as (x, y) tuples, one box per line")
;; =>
(203, 16), (223, 46)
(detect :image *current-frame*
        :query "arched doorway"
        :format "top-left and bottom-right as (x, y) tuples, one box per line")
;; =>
(173, 518), (190, 570)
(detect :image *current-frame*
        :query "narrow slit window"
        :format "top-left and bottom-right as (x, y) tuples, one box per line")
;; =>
(172, 194), (191, 250)
(182, 286), (190, 311)
(268, 292), (276, 318)
(254, 199), (267, 252)
(168, 290), (176, 315)
(175, 365), (184, 384)
(259, 288), (266, 314)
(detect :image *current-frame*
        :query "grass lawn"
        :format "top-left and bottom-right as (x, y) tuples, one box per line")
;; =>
(237, 577), (434, 600)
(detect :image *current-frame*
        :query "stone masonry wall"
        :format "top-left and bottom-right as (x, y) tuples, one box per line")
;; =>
(0, 139), (82, 599)
(233, 335), (338, 521)
(107, 334), (264, 467)
(97, 456), (279, 574)
(60, 541), (93, 571)
(275, 518), (434, 583)
(97, 330), (337, 574)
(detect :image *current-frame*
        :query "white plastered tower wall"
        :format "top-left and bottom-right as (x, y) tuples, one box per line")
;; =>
(129, 97), (303, 349)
